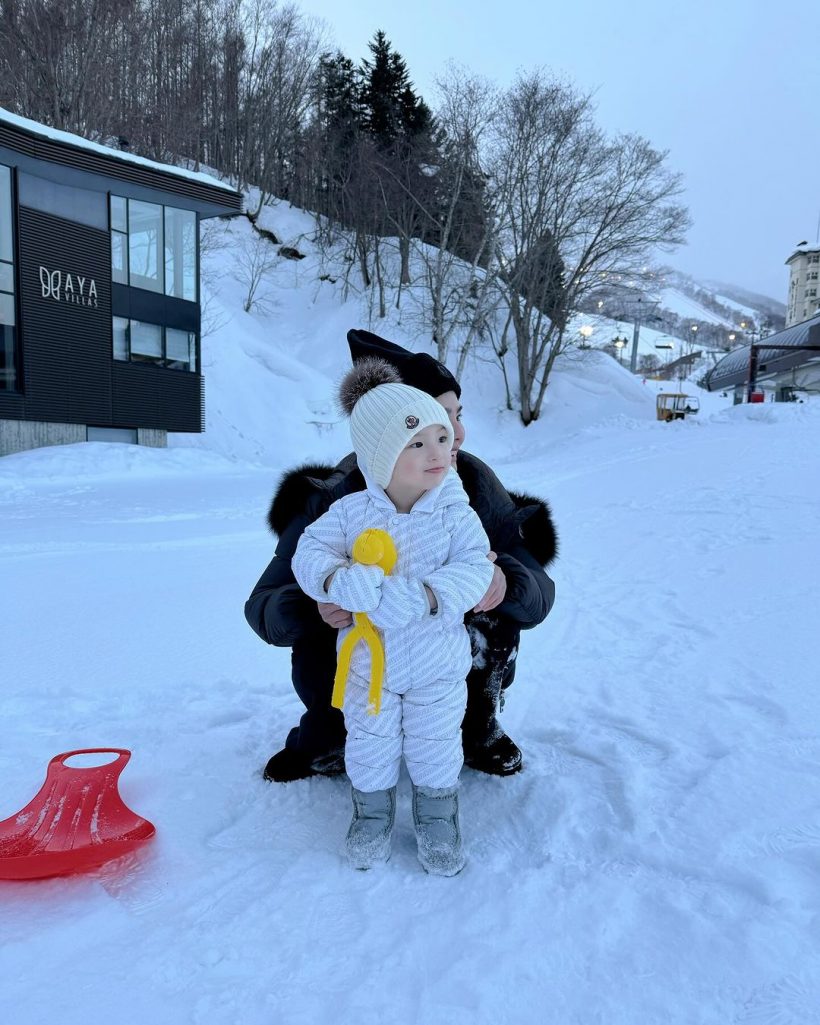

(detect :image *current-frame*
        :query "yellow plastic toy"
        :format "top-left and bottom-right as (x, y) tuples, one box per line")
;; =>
(332, 529), (398, 716)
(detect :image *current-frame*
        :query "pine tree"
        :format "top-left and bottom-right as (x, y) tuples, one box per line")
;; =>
(360, 30), (406, 145)
(359, 30), (433, 148)
(319, 50), (361, 140)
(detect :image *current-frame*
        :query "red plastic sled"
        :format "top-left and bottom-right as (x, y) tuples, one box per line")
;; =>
(0, 749), (156, 880)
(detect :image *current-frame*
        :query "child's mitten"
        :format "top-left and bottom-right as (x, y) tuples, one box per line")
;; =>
(368, 578), (430, 629)
(327, 562), (384, 612)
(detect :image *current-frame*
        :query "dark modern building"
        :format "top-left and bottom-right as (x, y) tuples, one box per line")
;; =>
(0, 108), (242, 456)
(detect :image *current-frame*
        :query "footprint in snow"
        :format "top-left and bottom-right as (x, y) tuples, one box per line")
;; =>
(736, 974), (820, 1024)
(591, 716), (673, 765)
(730, 822), (820, 860)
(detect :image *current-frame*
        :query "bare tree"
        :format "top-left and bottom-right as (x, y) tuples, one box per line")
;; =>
(234, 226), (278, 312)
(421, 65), (502, 367)
(0, 0), (137, 138)
(491, 71), (690, 423)
(231, 0), (325, 212)
(638, 353), (662, 374)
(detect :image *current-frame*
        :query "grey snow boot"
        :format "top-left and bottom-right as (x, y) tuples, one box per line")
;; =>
(411, 784), (465, 877)
(345, 786), (396, 870)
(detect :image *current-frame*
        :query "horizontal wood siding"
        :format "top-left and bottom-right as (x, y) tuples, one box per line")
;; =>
(0, 120), (241, 212)
(7, 207), (203, 433)
(18, 207), (112, 425)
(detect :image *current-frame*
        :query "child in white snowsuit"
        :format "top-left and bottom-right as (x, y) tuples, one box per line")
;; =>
(292, 357), (493, 875)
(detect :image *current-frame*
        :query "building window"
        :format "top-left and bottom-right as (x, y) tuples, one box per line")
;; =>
(165, 326), (197, 370)
(130, 318), (163, 361)
(128, 200), (163, 293)
(164, 207), (197, 301)
(88, 426), (138, 444)
(111, 196), (197, 299)
(113, 315), (129, 360)
(110, 195), (128, 284)
(0, 163), (16, 392)
(112, 316), (197, 372)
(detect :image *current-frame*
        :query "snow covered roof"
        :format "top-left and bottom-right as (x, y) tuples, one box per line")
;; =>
(705, 312), (820, 390)
(0, 106), (234, 193)
(785, 241), (820, 264)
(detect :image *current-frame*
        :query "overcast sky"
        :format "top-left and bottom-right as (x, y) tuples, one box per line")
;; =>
(296, 0), (818, 304)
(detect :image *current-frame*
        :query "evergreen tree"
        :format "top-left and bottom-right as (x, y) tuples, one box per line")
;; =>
(359, 30), (433, 148)
(319, 50), (361, 140)
(360, 30), (405, 144)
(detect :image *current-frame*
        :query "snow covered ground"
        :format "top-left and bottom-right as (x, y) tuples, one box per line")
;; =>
(4, 393), (820, 1024)
(2, 204), (818, 1023)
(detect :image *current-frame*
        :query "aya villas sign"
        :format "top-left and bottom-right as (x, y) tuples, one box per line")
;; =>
(39, 265), (99, 308)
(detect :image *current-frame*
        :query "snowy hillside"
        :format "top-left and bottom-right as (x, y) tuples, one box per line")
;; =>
(658, 269), (786, 340)
(3, 198), (819, 1025)
(184, 200), (669, 466)
(659, 285), (741, 328)
(581, 266), (788, 375)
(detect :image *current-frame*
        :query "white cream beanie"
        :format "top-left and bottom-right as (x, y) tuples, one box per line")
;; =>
(339, 357), (454, 488)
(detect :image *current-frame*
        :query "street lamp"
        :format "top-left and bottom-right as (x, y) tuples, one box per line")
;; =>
(612, 335), (628, 364)
(579, 325), (593, 348)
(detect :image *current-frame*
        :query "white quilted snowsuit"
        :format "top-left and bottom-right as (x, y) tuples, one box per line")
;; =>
(292, 470), (494, 791)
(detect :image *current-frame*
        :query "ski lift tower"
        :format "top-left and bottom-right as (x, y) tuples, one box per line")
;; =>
(623, 296), (662, 373)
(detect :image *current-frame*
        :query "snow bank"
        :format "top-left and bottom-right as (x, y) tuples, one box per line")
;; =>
(0, 442), (240, 483)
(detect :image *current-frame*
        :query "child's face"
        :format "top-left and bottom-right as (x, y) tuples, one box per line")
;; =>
(388, 423), (451, 496)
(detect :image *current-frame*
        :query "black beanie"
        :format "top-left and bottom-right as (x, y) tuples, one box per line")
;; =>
(346, 328), (461, 399)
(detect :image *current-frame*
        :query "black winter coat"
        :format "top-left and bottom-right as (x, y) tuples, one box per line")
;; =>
(244, 450), (558, 648)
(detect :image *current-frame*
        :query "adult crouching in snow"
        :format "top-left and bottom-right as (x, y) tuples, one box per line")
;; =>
(244, 329), (558, 782)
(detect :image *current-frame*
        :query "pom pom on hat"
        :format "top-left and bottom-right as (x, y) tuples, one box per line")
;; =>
(338, 357), (454, 489)
(338, 357), (401, 414)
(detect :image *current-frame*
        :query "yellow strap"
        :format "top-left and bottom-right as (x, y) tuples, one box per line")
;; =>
(331, 612), (385, 716)
(332, 624), (359, 710)
(360, 616), (385, 716)
(331, 529), (395, 716)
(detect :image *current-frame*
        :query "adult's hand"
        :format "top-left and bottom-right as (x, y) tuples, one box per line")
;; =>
(317, 601), (353, 629)
(473, 551), (507, 612)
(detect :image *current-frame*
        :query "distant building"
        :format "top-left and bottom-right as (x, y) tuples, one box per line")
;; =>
(785, 242), (820, 327)
(705, 312), (820, 401)
(0, 108), (242, 457)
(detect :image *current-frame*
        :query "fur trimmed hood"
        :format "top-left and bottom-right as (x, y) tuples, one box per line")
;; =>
(267, 457), (363, 536)
(507, 491), (559, 569)
(267, 451), (558, 568)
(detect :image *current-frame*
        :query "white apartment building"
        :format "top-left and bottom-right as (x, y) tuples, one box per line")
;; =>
(785, 242), (820, 326)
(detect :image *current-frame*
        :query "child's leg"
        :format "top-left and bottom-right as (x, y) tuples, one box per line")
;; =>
(401, 676), (468, 877)
(345, 785), (396, 870)
(342, 671), (402, 869)
(401, 677), (467, 789)
(343, 670), (403, 791)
